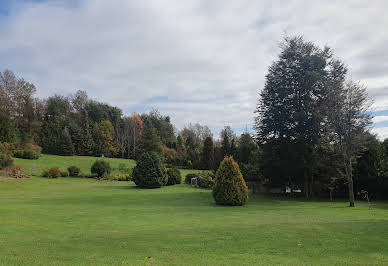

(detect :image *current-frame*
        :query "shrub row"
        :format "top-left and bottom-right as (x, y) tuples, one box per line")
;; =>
(13, 149), (39, 159)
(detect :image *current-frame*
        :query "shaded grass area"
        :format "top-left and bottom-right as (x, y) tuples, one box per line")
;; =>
(1, 176), (388, 265)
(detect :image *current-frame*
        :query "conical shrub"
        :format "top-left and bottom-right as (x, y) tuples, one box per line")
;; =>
(213, 156), (248, 206)
(133, 152), (167, 188)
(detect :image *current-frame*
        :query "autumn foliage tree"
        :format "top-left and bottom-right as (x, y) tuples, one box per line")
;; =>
(96, 120), (118, 157)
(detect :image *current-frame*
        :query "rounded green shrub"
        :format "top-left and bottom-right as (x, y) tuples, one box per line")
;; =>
(132, 152), (167, 188)
(67, 166), (80, 177)
(0, 153), (13, 169)
(166, 167), (182, 186)
(213, 156), (248, 206)
(185, 173), (197, 184)
(61, 171), (69, 177)
(13, 149), (39, 160)
(23, 149), (39, 159)
(197, 171), (215, 189)
(91, 160), (111, 178)
(42, 167), (61, 178)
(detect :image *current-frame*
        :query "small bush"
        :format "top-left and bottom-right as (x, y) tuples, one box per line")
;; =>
(42, 167), (61, 178)
(67, 166), (80, 177)
(13, 149), (39, 160)
(6, 166), (27, 178)
(0, 153), (13, 169)
(166, 168), (182, 186)
(23, 149), (39, 159)
(91, 160), (111, 178)
(13, 150), (24, 158)
(0, 143), (10, 155)
(61, 171), (69, 177)
(132, 152), (167, 188)
(213, 156), (248, 206)
(185, 173), (197, 184)
(197, 171), (215, 189)
(24, 143), (42, 156)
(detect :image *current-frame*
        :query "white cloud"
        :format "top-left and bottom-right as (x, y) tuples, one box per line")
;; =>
(372, 116), (388, 124)
(0, 0), (388, 138)
(371, 127), (388, 141)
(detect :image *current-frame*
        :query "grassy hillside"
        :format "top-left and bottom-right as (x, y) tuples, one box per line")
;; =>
(0, 176), (388, 265)
(12, 154), (136, 176)
(12, 154), (200, 178)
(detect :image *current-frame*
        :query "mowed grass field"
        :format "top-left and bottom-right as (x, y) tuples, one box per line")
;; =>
(12, 154), (199, 178)
(1, 156), (388, 265)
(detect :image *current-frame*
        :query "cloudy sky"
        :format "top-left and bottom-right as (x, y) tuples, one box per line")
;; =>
(1, 0), (388, 138)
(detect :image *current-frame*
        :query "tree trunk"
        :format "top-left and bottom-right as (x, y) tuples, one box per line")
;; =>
(304, 170), (309, 198)
(347, 158), (355, 207)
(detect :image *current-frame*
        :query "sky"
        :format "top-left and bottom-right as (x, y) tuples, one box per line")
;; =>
(0, 0), (388, 138)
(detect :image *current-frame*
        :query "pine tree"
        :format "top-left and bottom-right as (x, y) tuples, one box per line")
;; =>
(213, 156), (248, 206)
(138, 121), (162, 155)
(60, 128), (75, 155)
(132, 152), (167, 188)
(0, 113), (16, 143)
(201, 136), (215, 170)
(236, 133), (257, 164)
(81, 110), (95, 156)
(254, 36), (346, 197)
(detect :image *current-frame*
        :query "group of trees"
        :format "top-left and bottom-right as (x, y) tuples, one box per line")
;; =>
(254, 36), (388, 205)
(2, 35), (387, 205)
(0, 69), (259, 175)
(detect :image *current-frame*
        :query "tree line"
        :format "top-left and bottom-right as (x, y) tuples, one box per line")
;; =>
(0, 70), (259, 177)
(1, 35), (388, 204)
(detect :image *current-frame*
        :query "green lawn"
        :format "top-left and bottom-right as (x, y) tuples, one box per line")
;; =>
(12, 154), (200, 178)
(13, 154), (137, 176)
(1, 175), (388, 265)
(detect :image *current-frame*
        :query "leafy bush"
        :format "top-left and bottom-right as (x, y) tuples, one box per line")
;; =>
(166, 167), (182, 186)
(185, 173), (197, 184)
(213, 156), (248, 206)
(197, 171), (215, 189)
(0, 143), (11, 155)
(24, 143), (42, 156)
(61, 171), (69, 177)
(23, 149), (39, 159)
(108, 169), (133, 181)
(132, 152), (167, 188)
(239, 163), (261, 182)
(91, 160), (111, 178)
(6, 166), (27, 178)
(162, 145), (178, 166)
(67, 166), (80, 177)
(0, 153), (13, 169)
(13, 149), (39, 160)
(13, 150), (24, 158)
(42, 167), (61, 178)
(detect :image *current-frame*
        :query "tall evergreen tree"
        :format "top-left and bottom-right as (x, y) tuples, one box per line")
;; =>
(138, 121), (162, 155)
(254, 36), (346, 197)
(201, 136), (215, 170)
(81, 110), (95, 156)
(0, 113), (16, 143)
(236, 133), (257, 164)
